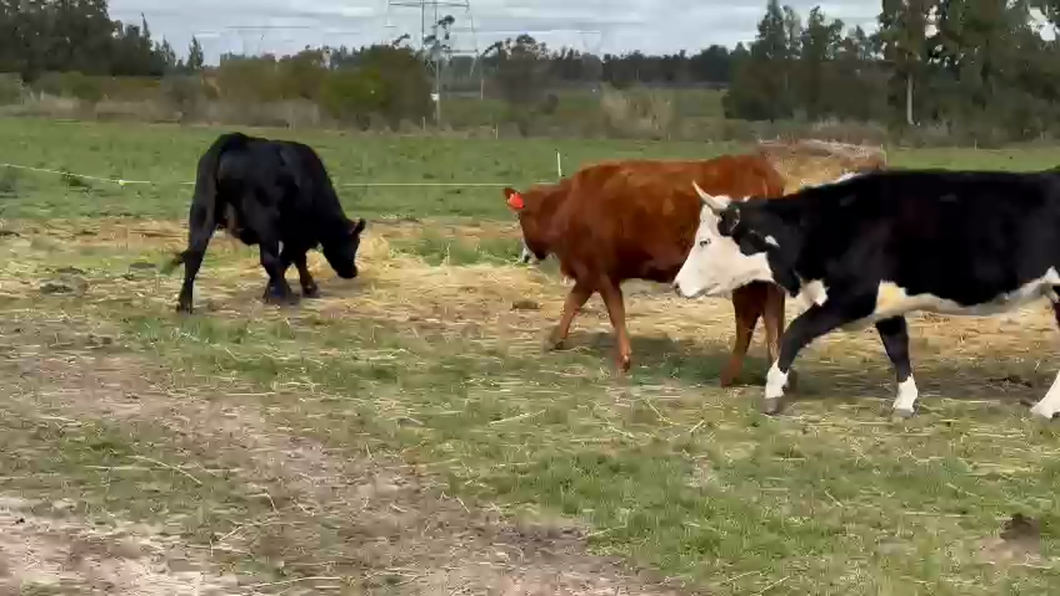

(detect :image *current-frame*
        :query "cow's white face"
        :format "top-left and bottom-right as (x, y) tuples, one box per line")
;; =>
(673, 190), (776, 299)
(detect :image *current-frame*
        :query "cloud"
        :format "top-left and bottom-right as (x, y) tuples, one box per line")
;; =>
(108, 0), (884, 62)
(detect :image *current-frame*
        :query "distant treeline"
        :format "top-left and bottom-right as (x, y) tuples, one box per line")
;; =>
(0, 1), (742, 86)
(0, 0), (196, 79)
(5, 0), (1060, 146)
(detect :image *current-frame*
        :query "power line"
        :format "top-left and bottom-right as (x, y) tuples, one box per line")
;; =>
(384, 0), (483, 121)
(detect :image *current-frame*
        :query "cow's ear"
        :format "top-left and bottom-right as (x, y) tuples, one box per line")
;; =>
(351, 218), (367, 234)
(503, 187), (525, 211)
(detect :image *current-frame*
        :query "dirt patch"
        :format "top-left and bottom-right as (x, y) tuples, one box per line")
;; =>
(0, 498), (243, 596)
(1, 319), (682, 596)
(976, 513), (1045, 567)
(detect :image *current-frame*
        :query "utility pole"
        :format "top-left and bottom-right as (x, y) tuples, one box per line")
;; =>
(384, 0), (481, 127)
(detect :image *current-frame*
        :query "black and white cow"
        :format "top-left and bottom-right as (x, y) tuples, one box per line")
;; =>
(673, 167), (1060, 420)
(164, 132), (367, 313)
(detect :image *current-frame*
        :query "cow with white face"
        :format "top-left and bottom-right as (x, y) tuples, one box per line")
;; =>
(674, 168), (1060, 420)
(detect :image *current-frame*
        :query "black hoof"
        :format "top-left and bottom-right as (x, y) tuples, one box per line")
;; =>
(302, 286), (321, 299)
(262, 287), (299, 306)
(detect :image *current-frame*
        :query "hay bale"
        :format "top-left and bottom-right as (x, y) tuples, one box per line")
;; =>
(756, 138), (888, 194)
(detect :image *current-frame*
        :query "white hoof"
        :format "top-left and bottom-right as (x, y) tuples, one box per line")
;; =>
(1030, 404), (1057, 420)
(892, 406), (916, 419)
(765, 362), (788, 401)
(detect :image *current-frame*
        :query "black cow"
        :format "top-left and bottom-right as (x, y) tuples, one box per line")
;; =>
(164, 132), (366, 313)
(674, 168), (1060, 420)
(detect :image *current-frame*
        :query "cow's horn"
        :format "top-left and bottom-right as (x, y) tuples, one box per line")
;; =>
(692, 181), (731, 213)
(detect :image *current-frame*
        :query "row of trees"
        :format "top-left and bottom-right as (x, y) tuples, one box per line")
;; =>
(0, 0), (745, 87)
(0, 0), (205, 79)
(5, 0), (1060, 142)
(211, 46), (434, 128)
(726, 0), (1060, 140)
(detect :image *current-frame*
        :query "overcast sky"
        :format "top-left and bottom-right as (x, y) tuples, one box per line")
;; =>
(107, 0), (888, 63)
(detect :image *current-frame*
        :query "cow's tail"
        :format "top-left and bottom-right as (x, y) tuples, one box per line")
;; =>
(161, 132), (247, 275)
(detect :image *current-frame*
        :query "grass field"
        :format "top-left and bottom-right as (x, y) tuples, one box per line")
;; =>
(2, 117), (1060, 595)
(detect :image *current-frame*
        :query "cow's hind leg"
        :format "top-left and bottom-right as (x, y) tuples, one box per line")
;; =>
(598, 278), (632, 372)
(721, 284), (763, 387)
(547, 280), (594, 351)
(876, 316), (918, 418)
(1030, 301), (1060, 420)
(764, 297), (872, 415)
(175, 201), (217, 314)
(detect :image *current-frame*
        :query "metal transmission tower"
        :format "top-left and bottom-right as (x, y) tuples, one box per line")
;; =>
(384, 0), (481, 124)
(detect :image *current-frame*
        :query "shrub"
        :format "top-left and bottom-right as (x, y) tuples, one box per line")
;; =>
(161, 75), (205, 121)
(318, 70), (383, 129)
(599, 84), (677, 139)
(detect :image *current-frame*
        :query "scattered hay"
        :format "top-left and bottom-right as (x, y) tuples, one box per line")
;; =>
(4, 216), (1060, 395)
(3, 217), (1060, 593)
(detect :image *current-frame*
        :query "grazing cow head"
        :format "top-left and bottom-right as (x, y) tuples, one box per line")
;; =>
(322, 217), (367, 279)
(674, 182), (795, 299)
(503, 186), (551, 263)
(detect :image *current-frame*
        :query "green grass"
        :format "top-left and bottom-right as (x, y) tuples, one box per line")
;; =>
(3, 116), (1060, 593)
(6, 117), (1060, 222)
(0, 117), (748, 221)
(390, 230), (523, 266)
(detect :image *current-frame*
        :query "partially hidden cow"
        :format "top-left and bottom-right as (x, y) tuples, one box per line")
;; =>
(164, 132), (367, 313)
(674, 167), (1060, 420)
(504, 154), (787, 381)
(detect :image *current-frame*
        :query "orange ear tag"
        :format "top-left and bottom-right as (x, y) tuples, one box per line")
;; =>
(507, 192), (525, 211)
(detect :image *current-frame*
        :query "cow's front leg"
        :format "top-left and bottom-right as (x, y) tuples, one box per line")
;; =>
(259, 242), (298, 305)
(875, 316), (919, 418)
(291, 252), (320, 298)
(764, 295), (873, 415)
(547, 280), (594, 351)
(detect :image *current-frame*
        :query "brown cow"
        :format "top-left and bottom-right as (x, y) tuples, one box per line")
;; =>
(504, 153), (788, 383)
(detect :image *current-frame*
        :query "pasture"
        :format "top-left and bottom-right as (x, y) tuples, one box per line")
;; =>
(1, 117), (1060, 595)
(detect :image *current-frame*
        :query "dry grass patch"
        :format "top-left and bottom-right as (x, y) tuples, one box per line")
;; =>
(3, 218), (1060, 594)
